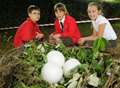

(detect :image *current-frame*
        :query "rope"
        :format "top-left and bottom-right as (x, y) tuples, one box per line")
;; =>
(0, 18), (120, 31)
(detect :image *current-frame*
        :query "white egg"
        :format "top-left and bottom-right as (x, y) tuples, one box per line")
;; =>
(47, 50), (65, 67)
(63, 58), (81, 77)
(41, 62), (63, 84)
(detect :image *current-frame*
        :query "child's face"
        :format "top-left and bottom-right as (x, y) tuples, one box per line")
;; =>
(29, 10), (40, 22)
(55, 10), (65, 20)
(87, 5), (100, 20)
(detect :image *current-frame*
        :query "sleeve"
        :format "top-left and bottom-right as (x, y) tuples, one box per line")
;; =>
(36, 25), (43, 34)
(20, 23), (34, 41)
(97, 16), (107, 25)
(62, 18), (77, 37)
(53, 20), (62, 35)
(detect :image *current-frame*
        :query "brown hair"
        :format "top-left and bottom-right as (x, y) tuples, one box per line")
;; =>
(88, 2), (103, 15)
(27, 5), (40, 14)
(54, 3), (69, 15)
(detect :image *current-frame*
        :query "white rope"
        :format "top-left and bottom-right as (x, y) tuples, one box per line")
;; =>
(0, 17), (120, 31)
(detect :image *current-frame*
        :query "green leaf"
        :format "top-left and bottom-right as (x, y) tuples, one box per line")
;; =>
(79, 64), (89, 73)
(93, 37), (108, 52)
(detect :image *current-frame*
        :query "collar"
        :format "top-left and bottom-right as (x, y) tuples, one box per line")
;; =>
(27, 17), (37, 24)
(95, 15), (101, 22)
(59, 16), (65, 23)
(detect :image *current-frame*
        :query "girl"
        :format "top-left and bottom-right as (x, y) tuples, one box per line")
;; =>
(49, 3), (82, 46)
(79, 2), (117, 48)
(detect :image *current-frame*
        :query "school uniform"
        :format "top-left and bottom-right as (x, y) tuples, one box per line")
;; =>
(54, 15), (81, 44)
(14, 18), (42, 48)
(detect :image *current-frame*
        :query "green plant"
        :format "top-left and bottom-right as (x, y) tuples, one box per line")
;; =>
(0, 38), (113, 88)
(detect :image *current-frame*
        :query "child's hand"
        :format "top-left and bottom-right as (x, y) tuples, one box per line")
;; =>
(78, 38), (85, 45)
(53, 34), (61, 38)
(36, 32), (44, 39)
(49, 33), (54, 37)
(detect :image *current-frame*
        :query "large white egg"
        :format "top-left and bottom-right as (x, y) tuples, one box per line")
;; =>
(63, 58), (81, 77)
(47, 50), (65, 67)
(41, 62), (63, 84)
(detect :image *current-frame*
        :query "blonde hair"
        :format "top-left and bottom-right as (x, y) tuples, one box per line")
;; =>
(54, 3), (69, 15)
(88, 2), (103, 15)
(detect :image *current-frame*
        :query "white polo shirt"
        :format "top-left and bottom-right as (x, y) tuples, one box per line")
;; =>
(92, 15), (117, 40)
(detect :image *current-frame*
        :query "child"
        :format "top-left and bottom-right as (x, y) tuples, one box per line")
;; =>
(49, 3), (82, 46)
(14, 5), (44, 48)
(78, 2), (117, 48)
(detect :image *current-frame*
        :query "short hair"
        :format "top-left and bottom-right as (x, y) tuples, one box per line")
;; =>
(27, 5), (40, 14)
(54, 3), (69, 15)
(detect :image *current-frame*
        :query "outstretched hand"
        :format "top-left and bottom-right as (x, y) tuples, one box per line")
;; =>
(36, 32), (44, 39)
(78, 38), (86, 45)
(53, 34), (61, 38)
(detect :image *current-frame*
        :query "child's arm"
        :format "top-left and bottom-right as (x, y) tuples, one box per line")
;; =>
(84, 23), (106, 40)
(35, 26), (44, 39)
(52, 20), (62, 34)
(36, 32), (44, 39)
(83, 28), (97, 41)
(78, 28), (96, 45)
(20, 25), (34, 41)
(96, 23), (105, 37)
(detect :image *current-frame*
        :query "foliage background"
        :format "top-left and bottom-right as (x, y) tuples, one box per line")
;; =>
(0, 0), (120, 28)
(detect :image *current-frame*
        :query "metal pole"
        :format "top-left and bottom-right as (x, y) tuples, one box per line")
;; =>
(0, 18), (120, 31)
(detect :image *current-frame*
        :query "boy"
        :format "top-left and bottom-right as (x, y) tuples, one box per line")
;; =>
(14, 5), (44, 48)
